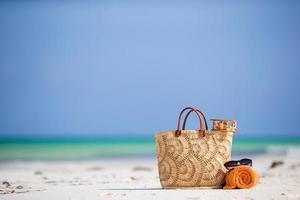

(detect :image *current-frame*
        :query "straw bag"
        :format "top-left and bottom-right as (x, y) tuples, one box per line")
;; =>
(156, 107), (237, 189)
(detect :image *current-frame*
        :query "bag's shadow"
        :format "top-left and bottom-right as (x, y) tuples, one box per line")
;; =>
(98, 188), (162, 190)
(98, 188), (224, 190)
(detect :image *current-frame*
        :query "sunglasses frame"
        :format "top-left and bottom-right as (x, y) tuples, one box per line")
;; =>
(224, 158), (252, 170)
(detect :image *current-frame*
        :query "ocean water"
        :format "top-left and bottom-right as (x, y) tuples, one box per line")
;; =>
(0, 135), (299, 161)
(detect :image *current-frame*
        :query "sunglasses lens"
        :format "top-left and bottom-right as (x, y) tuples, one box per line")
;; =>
(224, 161), (236, 169)
(240, 159), (252, 166)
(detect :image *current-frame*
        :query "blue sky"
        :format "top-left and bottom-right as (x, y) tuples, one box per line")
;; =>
(0, 0), (300, 137)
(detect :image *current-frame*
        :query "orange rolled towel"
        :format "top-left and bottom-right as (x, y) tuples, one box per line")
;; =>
(223, 166), (259, 189)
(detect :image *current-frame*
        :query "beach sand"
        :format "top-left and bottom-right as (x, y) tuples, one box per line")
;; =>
(0, 154), (300, 200)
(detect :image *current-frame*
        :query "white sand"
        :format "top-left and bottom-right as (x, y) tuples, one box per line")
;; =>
(0, 154), (300, 200)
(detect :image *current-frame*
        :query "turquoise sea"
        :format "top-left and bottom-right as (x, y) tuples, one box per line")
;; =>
(0, 135), (300, 161)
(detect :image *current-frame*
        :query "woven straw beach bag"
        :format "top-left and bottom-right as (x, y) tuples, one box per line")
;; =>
(156, 107), (237, 189)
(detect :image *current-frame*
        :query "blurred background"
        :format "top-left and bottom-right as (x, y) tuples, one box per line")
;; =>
(0, 0), (300, 160)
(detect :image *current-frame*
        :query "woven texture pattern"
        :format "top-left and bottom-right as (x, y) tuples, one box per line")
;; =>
(156, 130), (233, 188)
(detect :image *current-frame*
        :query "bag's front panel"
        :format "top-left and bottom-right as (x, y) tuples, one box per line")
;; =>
(156, 130), (233, 188)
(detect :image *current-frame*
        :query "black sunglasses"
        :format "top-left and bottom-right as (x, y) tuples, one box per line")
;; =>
(224, 158), (252, 170)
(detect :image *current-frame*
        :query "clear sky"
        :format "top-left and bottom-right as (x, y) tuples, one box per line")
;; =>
(0, 0), (299, 137)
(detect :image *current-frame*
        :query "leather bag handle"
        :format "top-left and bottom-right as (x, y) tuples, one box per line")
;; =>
(175, 107), (205, 137)
(182, 108), (208, 130)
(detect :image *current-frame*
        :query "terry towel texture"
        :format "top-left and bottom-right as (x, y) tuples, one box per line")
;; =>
(223, 166), (259, 189)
